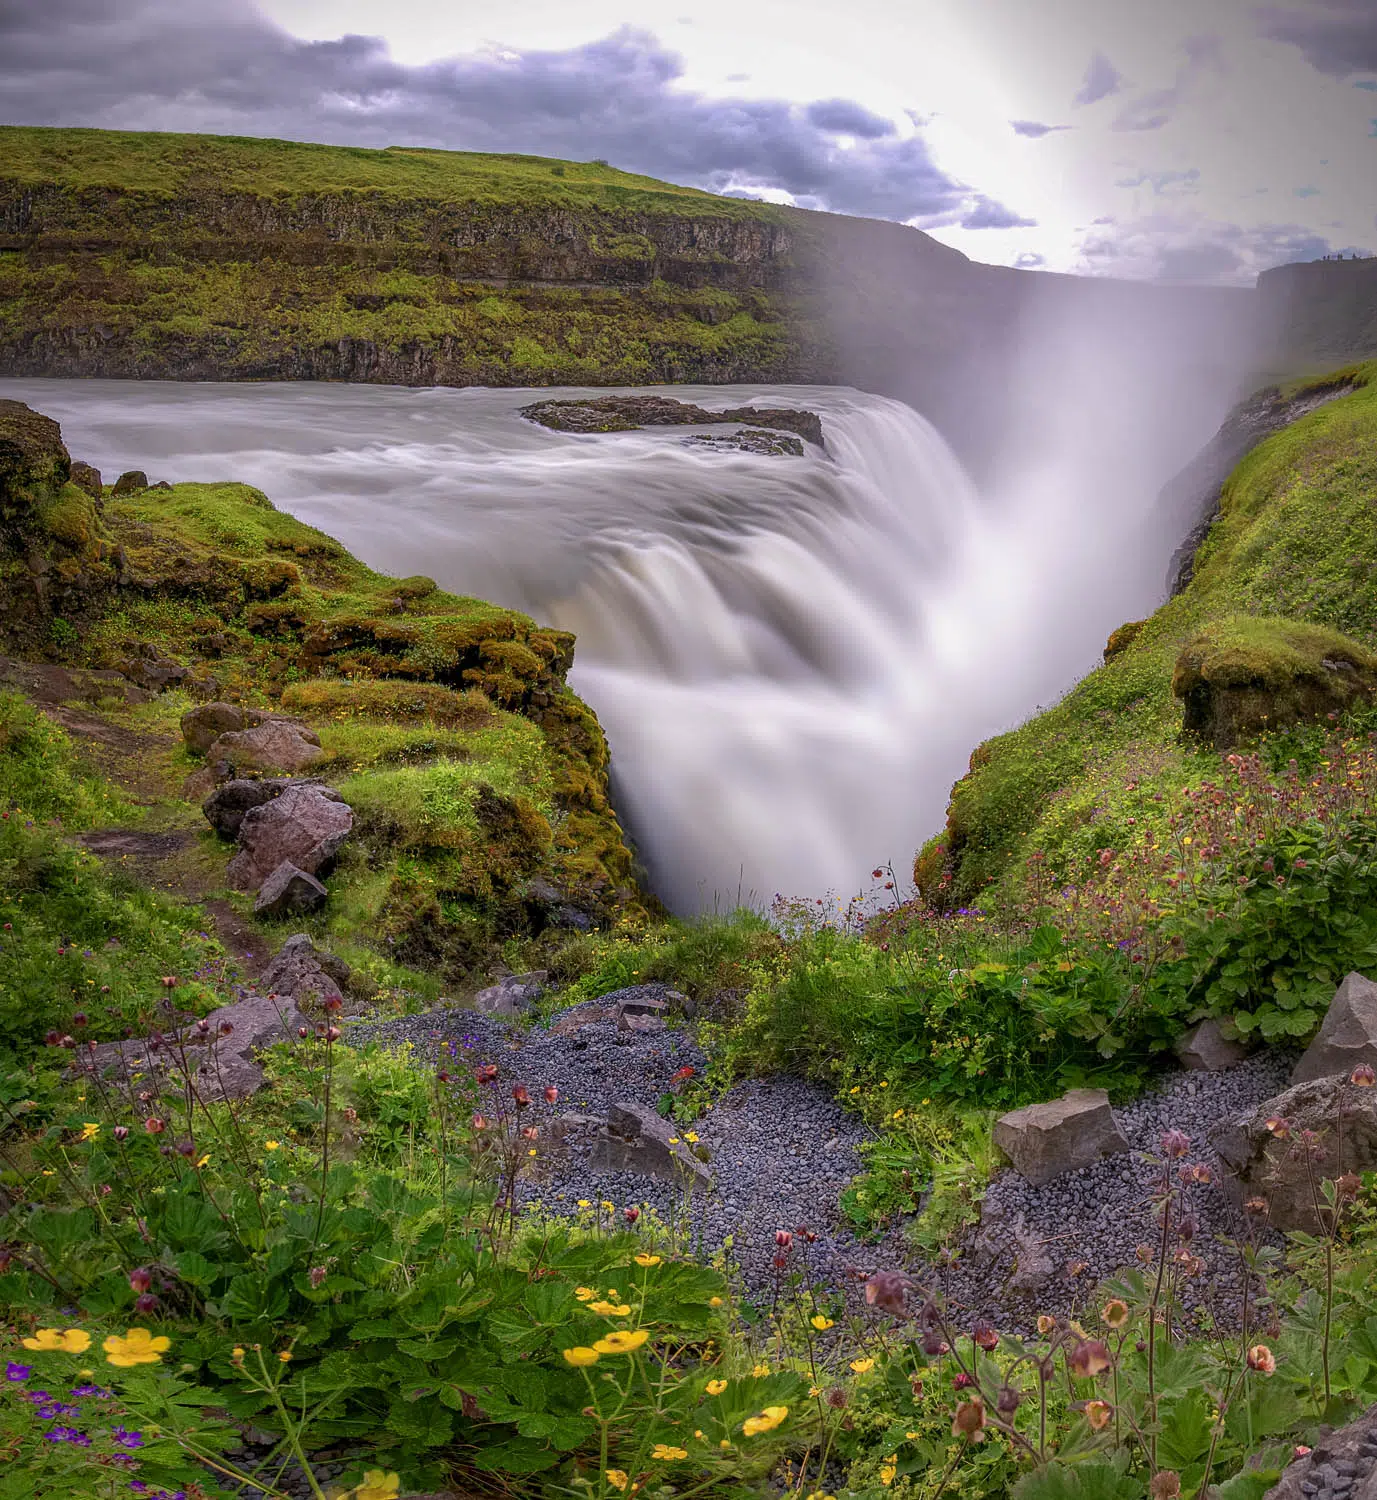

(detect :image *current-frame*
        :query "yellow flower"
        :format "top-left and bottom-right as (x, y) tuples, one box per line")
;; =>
(231, 1347), (245, 1360)
(605, 1472), (629, 1493)
(601, 1201), (615, 1212)
(809, 1385), (822, 1397)
(197, 1155), (210, 1168)
(709, 1296), (724, 1308)
(706, 1378), (728, 1396)
(577, 1199), (591, 1208)
(563, 1347), (601, 1367)
(102, 1328), (170, 1367)
(265, 1140), (280, 1151)
(752, 1362), (770, 1377)
(742, 1405), (788, 1437)
(590, 1301), (632, 1317)
(652, 1444), (688, 1461)
(79, 1122), (100, 1142)
(1101, 1299), (1130, 1329)
(849, 1086), (860, 1094)
(880, 1463), (897, 1487)
(694, 1429), (704, 1439)
(634, 1254), (661, 1267)
(352, 1472), (401, 1500)
(575, 1286), (597, 1301)
(684, 1131), (699, 1142)
(891, 1109), (904, 1120)
(23, 1328), (91, 1354)
(810, 1315), (834, 1330)
(850, 1357), (875, 1374)
(593, 1329), (649, 1355)
(278, 1350), (293, 1363)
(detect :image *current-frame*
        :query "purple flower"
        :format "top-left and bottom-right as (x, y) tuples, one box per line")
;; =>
(112, 1426), (144, 1449)
(4, 1362), (31, 1382)
(45, 1426), (92, 1445)
(25, 1389), (52, 1404)
(70, 1384), (112, 1397)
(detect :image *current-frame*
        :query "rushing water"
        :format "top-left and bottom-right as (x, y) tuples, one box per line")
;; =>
(0, 378), (1190, 912)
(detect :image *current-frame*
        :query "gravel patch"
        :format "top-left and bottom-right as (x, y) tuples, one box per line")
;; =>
(348, 993), (1299, 1322)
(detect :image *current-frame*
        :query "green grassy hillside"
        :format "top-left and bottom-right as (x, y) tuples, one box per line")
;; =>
(917, 361), (1377, 908)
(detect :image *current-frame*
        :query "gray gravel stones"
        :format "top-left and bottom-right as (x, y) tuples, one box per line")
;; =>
(914, 1050), (1295, 1333)
(347, 991), (1299, 1322)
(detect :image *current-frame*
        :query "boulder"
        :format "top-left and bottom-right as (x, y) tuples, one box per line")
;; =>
(993, 1089), (1130, 1186)
(0, 401), (70, 519)
(207, 717), (325, 775)
(1175, 1018), (1251, 1072)
(110, 469), (148, 498)
(69, 462), (102, 501)
(1293, 971), (1377, 1085)
(1210, 1073), (1377, 1231)
(182, 701), (268, 755)
(618, 994), (668, 1033)
(592, 1102), (713, 1190)
(227, 783), (352, 892)
(474, 971), (547, 1017)
(254, 862), (328, 918)
(202, 776), (309, 839)
(257, 933), (349, 1010)
(118, 649), (189, 692)
(1260, 1400), (1377, 1500)
(83, 991), (310, 1103)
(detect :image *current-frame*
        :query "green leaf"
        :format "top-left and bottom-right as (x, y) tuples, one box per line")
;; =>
(472, 1437), (561, 1474)
(1011, 1460), (1145, 1500)
(26, 1206), (94, 1253)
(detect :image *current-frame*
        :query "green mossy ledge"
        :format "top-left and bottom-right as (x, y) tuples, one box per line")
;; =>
(0, 398), (647, 975)
(916, 361), (1377, 909)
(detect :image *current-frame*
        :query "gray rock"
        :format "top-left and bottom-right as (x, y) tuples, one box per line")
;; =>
(258, 934), (348, 1009)
(83, 991), (310, 1103)
(254, 861), (328, 918)
(202, 777), (306, 839)
(993, 1088), (1130, 1186)
(592, 1101), (713, 1190)
(1211, 1073), (1377, 1231)
(1262, 1401), (1377, 1500)
(617, 994), (668, 1033)
(1176, 1018), (1252, 1071)
(182, 701), (268, 755)
(110, 469), (148, 497)
(207, 717), (325, 776)
(69, 461), (102, 500)
(474, 971), (547, 1017)
(1293, 972), (1377, 1085)
(227, 783), (353, 891)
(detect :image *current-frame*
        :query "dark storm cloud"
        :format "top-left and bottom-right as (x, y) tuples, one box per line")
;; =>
(1112, 35), (1225, 132)
(0, 0), (1030, 228)
(1255, 1), (1377, 77)
(1010, 120), (1069, 137)
(1073, 50), (1124, 107)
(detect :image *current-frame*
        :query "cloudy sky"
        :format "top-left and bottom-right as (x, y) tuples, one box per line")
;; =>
(2, 0), (1375, 283)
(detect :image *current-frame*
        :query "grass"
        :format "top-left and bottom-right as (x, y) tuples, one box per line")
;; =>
(921, 360), (1377, 906)
(0, 126), (794, 219)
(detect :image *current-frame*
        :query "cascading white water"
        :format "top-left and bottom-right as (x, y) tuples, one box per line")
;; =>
(0, 377), (1191, 912)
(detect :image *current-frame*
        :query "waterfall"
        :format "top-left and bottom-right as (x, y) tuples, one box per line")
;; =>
(0, 377), (1169, 913)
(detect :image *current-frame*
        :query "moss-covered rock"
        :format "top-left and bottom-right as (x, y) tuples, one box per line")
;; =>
(1103, 620), (1145, 662)
(1173, 616), (1377, 748)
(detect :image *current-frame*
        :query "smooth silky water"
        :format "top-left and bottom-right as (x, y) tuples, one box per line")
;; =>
(0, 378), (1206, 912)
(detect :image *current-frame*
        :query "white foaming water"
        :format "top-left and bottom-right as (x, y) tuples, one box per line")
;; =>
(0, 378), (1177, 912)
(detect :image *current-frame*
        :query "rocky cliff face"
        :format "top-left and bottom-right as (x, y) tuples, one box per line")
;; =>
(1258, 257), (1377, 374)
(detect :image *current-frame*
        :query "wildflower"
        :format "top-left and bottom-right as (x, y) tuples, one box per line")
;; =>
(112, 1126), (129, 1142)
(1246, 1344), (1276, 1376)
(134, 1293), (160, 1315)
(810, 1315), (834, 1331)
(562, 1347), (600, 1367)
(78, 1122), (100, 1142)
(589, 1301), (632, 1317)
(709, 1296), (724, 1308)
(1244, 1196), (1269, 1216)
(278, 1350), (292, 1363)
(45, 1426), (91, 1445)
(951, 1397), (987, 1442)
(752, 1362), (771, 1376)
(973, 1320), (998, 1351)
(849, 1357), (875, 1374)
(953, 1371), (975, 1390)
(742, 1405), (788, 1436)
(1160, 1129), (1190, 1160)
(24, 1329), (91, 1354)
(605, 1472), (629, 1492)
(775, 1229), (792, 1248)
(1085, 1400), (1112, 1431)
(706, 1379), (728, 1395)
(996, 1385), (1022, 1414)
(1069, 1341), (1111, 1378)
(102, 1329), (170, 1367)
(5, 1363), (31, 1381)
(512, 1085), (531, 1109)
(651, 1445), (688, 1461)
(684, 1131), (699, 1143)
(129, 1267), (153, 1293)
(574, 1287), (596, 1301)
(1101, 1299), (1130, 1329)
(624, 1207), (640, 1225)
(593, 1330), (649, 1355)
(577, 1200), (591, 1209)
(112, 1426), (144, 1449)
(1353, 1063), (1376, 1087)
(1149, 1473), (1182, 1500)
(1265, 1116), (1290, 1139)
(864, 1269), (910, 1315)
(634, 1253), (661, 1267)
(879, 1461), (897, 1487)
(544, 1085), (559, 1104)
(352, 1472), (401, 1500)
(144, 1117), (165, 1135)
(1037, 1314), (1056, 1335)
